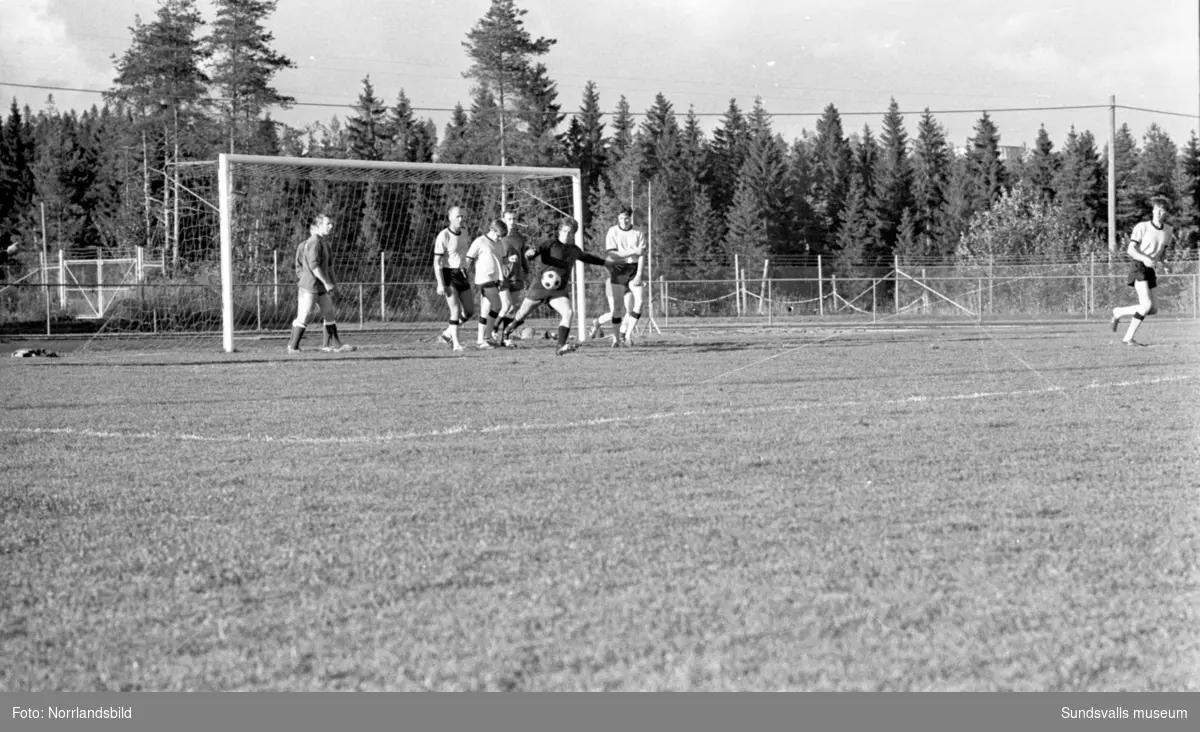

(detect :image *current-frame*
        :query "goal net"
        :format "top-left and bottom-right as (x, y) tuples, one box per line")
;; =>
(81, 154), (584, 353)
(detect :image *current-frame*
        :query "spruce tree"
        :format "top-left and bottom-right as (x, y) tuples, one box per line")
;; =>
(347, 76), (392, 161)
(874, 98), (912, 258)
(1054, 126), (1103, 237)
(1177, 131), (1200, 252)
(1110, 123), (1141, 236)
(966, 111), (1006, 215)
(722, 169), (768, 265)
(813, 103), (853, 250)
(911, 109), (951, 255)
(563, 81), (606, 231)
(608, 96), (634, 162)
(1139, 123), (1178, 202)
(708, 99), (749, 220)
(1023, 125), (1058, 202)
(439, 104), (471, 164)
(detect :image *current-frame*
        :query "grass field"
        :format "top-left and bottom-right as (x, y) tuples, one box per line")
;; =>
(2, 317), (1198, 691)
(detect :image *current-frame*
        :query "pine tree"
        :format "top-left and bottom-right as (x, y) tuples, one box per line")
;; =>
(347, 76), (392, 161)
(787, 134), (821, 255)
(386, 89), (419, 162)
(0, 100), (36, 241)
(109, 0), (211, 139)
(639, 93), (677, 181)
(738, 101), (790, 255)
(464, 85), (502, 165)
(834, 167), (878, 268)
(461, 0), (555, 167)
(689, 185), (724, 274)
(515, 61), (564, 165)
(205, 0), (295, 154)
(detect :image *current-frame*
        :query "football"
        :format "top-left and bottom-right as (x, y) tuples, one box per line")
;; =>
(541, 269), (562, 290)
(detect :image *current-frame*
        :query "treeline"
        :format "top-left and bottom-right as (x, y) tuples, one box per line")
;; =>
(2, 0), (1198, 277)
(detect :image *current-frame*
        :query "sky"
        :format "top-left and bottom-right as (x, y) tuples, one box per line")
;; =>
(2, 0), (1198, 153)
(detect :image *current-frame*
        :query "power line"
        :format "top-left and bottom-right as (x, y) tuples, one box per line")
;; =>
(0, 80), (1193, 121)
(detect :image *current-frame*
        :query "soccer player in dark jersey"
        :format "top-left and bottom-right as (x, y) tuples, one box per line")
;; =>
(502, 217), (642, 356)
(494, 209), (528, 345)
(433, 205), (474, 351)
(287, 212), (355, 354)
(1111, 195), (1173, 346)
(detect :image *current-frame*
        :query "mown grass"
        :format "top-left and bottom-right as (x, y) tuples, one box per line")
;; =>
(1, 319), (1198, 691)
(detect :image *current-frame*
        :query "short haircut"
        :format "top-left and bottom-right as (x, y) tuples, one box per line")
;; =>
(1149, 195), (1171, 211)
(448, 205), (461, 218)
(311, 212), (331, 227)
(502, 209), (518, 220)
(489, 219), (508, 237)
(559, 217), (580, 236)
(619, 206), (633, 217)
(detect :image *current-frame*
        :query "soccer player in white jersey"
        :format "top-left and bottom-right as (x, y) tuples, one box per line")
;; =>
(287, 212), (355, 354)
(433, 206), (474, 351)
(590, 207), (646, 347)
(1111, 195), (1172, 346)
(465, 218), (510, 349)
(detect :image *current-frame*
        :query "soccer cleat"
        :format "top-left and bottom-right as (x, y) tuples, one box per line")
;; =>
(452, 343), (465, 352)
(1124, 339), (1147, 347)
(286, 346), (302, 354)
(437, 332), (452, 346)
(623, 334), (635, 348)
(477, 341), (494, 350)
(556, 343), (578, 356)
(610, 335), (621, 348)
(589, 320), (603, 339)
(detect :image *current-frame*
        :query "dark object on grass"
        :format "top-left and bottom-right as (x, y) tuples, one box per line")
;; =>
(11, 348), (59, 358)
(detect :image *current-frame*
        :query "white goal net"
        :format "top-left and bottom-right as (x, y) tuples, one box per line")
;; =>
(81, 154), (584, 353)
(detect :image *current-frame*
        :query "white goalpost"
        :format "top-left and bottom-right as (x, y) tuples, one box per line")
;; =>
(81, 154), (585, 353)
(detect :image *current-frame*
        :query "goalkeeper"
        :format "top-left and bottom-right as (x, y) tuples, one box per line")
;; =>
(502, 218), (641, 356)
(287, 212), (355, 354)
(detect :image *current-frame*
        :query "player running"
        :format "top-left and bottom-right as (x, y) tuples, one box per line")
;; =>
(1110, 195), (1173, 346)
(432, 206), (474, 351)
(501, 218), (642, 356)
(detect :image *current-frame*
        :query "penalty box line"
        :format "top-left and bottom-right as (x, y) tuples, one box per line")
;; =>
(4, 374), (1193, 447)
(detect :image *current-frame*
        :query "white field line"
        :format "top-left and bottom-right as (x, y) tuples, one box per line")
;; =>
(3, 374), (1194, 447)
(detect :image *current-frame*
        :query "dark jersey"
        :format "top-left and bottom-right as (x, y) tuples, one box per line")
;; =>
(500, 230), (528, 282)
(528, 240), (606, 287)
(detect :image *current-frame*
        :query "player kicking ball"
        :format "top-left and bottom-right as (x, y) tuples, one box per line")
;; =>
(1110, 195), (1172, 346)
(501, 218), (641, 355)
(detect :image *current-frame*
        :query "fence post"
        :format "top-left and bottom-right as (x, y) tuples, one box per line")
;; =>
(1088, 252), (1095, 319)
(380, 251), (387, 322)
(758, 259), (769, 315)
(872, 280), (877, 324)
(1195, 257), (1199, 320)
(97, 250), (104, 317)
(273, 250), (279, 308)
(894, 255), (900, 315)
(817, 255), (824, 318)
(661, 275), (668, 327)
(988, 256), (994, 314)
(256, 284), (262, 331)
(58, 250), (66, 308)
(41, 250), (50, 336)
(767, 277), (772, 325)
(734, 254), (741, 317)
(359, 283), (364, 330)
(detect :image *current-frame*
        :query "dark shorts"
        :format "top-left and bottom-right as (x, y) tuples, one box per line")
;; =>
(441, 268), (470, 294)
(1127, 262), (1157, 289)
(500, 279), (524, 293)
(606, 262), (639, 287)
(523, 284), (571, 304)
(478, 280), (501, 295)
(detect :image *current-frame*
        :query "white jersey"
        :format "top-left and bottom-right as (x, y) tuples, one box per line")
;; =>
(1130, 220), (1172, 262)
(433, 227), (470, 269)
(605, 225), (646, 259)
(466, 234), (507, 284)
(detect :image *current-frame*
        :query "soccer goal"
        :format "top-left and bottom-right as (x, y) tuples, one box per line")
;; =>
(81, 154), (585, 353)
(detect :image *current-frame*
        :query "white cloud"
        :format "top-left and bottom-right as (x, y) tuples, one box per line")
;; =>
(0, 0), (111, 90)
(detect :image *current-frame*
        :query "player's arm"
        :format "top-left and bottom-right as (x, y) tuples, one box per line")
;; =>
(432, 233), (447, 294)
(576, 247), (609, 267)
(631, 231), (647, 284)
(307, 241), (335, 291)
(1126, 238), (1154, 267)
